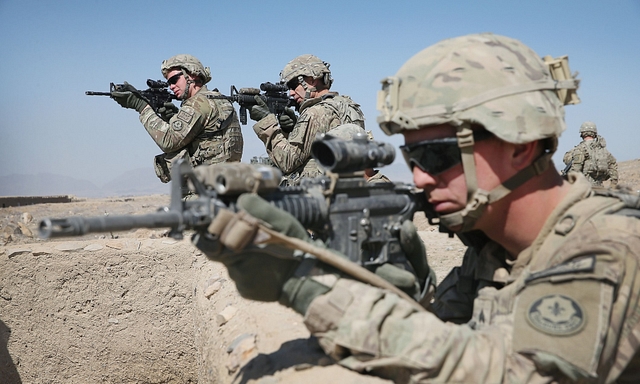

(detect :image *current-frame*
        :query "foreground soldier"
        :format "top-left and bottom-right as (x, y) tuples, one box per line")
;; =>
(248, 54), (365, 185)
(563, 121), (618, 186)
(111, 54), (243, 182)
(193, 34), (640, 382)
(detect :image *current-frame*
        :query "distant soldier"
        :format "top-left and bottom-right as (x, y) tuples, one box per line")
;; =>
(324, 124), (390, 183)
(563, 121), (618, 186)
(248, 54), (365, 186)
(111, 54), (243, 183)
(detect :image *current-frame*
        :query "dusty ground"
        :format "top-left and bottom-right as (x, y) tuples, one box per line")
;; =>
(1, 160), (639, 383)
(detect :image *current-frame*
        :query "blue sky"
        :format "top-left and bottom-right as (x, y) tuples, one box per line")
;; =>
(1, 0), (639, 187)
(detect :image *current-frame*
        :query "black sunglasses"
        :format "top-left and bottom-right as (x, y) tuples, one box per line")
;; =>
(167, 72), (184, 85)
(286, 79), (299, 90)
(400, 130), (493, 175)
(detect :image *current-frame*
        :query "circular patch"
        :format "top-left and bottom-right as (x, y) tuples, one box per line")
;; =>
(172, 120), (183, 131)
(526, 294), (586, 336)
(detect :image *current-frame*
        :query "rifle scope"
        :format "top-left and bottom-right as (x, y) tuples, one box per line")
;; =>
(311, 134), (395, 173)
(147, 79), (169, 88)
(260, 82), (288, 93)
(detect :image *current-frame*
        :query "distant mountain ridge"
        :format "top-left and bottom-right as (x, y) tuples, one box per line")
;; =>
(0, 168), (169, 198)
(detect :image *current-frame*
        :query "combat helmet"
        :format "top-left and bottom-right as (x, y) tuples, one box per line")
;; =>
(579, 121), (597, 137)
(280, 54), (332, 99)
(161, 54), (212, 84)
(377, 33), (580, 231)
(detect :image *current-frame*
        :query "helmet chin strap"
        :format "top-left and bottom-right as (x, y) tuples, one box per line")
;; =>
(181, 80), (193, 101)
(439, 125), (553, 232)
(179, 70), (195, 101)
(298, 75), (316, 100)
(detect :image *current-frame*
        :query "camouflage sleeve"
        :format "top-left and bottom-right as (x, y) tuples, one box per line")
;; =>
(562, 149), (573, 165)
(304, 278), (518, 383)
(139, 98), (212, 153)
(253, 105), (338, 174)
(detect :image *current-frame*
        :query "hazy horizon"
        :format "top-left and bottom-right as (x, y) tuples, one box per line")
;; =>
(1, 0), (638, 187)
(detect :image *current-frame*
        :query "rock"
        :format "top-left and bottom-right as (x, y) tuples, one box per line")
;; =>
(84, 244), (104, 251)
(0, 287), (12, 301)
(226, 333), (257, 373)
(21, 212), (34, 224)
(6, 247), (32, 258)
(3, 223), (21, 236)
(204, 281), (222, 299)
(18, 222), (33, 238)
(55, 243), (85, 252)
(216, 305), (238, 326)
(227, 333), (256, 353)
(105, 242), (122, 250)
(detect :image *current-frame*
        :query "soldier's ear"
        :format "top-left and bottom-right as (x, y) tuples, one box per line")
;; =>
(511, 141), (540, 171)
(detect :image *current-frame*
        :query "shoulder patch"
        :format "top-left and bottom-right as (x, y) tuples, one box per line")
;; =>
(526, 294), (586, 336)
(176, 109), (194, 123)
(172, 120), (184, 131)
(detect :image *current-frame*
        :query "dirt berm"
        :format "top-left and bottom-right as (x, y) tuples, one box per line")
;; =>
(0, 194), (466, 383)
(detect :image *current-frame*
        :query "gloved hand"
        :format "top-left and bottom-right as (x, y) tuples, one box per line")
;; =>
(192, 194), (334, 314)
(398, 220), (436, 302)
(157, 102), (179, 122)
(248, 95), (271, 121)
(111, 82), (149, 113)
(193, 194), (434, 313)
(278, 107), (297, 133)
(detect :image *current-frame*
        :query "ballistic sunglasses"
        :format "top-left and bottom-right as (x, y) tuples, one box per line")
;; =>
(286, 79), (299, 90)
(400, 130), (494, 175)
(167, 72), (184, 85)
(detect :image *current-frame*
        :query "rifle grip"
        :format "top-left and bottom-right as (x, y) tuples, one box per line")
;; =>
(240, 106), (247, 125)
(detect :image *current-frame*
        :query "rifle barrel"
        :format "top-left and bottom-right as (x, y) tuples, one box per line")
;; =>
(85, 91), (111, 96)
(39, 211), (183, 239)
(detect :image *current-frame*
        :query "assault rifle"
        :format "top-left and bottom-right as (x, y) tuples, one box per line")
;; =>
(561, 159), (573, 176)
(39, 135), (430, 305)
(86, 79), (177, 119)
(208, 82), (293, 125)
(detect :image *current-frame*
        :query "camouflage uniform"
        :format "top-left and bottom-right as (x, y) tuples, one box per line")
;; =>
(294, 33), (640, 383)
(253, 55), (365, 185)
(144, 54), (243, 183)
(304, 173), (640, 382)
(253, 93), (364, 185)
(194, 34), (640, 383)
(141, 85), (243, 182)
(563, 136), (618, 187)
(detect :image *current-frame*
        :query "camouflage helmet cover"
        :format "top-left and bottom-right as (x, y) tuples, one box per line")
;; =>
(376, 33), (580, 147)
(161, 54), (212, 84)
(280, 54), (332, 87)
(579, 121), (597, 136)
